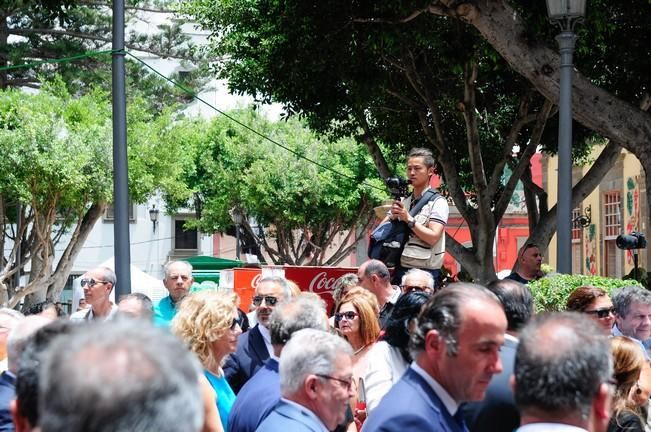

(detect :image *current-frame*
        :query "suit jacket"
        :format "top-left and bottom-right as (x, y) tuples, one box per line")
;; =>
(463, 337), (519, 432)
(223, 324), (269, 393)
(362, 367), (467, 432)
(228, 358), (280, 432)
(0, 371), (16, 432)
(257, 400), (327, 432)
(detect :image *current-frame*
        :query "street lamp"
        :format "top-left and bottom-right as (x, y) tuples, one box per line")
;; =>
(149, 204), (159, 232)
(229, 207), (244, 260)
(546, 0), (585, 274)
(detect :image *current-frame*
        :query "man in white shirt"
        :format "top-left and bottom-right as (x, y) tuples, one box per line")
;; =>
(513, 312), (612, 432)
(69, 266), (118, 321)
(363, 283), (507, 432)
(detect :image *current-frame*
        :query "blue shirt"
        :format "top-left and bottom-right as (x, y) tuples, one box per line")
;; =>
(204, 370), (236, 432)
(153, 295), (177, 326)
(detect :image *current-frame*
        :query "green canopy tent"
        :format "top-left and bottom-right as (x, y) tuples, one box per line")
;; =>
(183, 256), (243, 289)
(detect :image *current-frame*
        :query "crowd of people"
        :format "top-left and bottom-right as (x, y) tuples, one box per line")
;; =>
(0, 255), (649, 432)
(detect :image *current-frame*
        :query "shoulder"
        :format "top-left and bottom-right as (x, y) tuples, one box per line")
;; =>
(69, 309), (90, 321)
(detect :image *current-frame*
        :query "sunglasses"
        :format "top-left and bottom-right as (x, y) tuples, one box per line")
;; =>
(231, 317), (242, 330)
(401, 285), (430, 293)
(252, 295), (279, 307)
(334, 311), (359, 322)
(585, 307), (615, 319)
(80, 278), (109, 288)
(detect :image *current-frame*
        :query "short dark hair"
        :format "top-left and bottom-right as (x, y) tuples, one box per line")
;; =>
(566, 286), (608, 312)
(409, 283), (501, 357)
(39, 318), (204, 432)
(486, 279), (533, 332)
(384, 291), (431, 362)
(16, 319), (79, 427)
(408, 148), (436, 169)
(515, 312), (612, 419)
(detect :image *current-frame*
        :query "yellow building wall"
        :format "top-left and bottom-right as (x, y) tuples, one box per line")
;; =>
(545, 144), (646, 277)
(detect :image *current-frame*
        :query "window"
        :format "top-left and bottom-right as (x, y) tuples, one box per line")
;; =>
(603, 191), (622, 277)
(174, 218), (198, 251)
(104, 202), (136, 222)
(571, 207), (582, 241)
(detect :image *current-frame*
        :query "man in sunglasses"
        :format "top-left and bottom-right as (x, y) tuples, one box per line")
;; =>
(69, 267), (118, 322)
(400, 268), (435, 294)
(224, 276), (292, 393)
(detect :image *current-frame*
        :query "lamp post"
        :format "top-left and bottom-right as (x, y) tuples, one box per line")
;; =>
(149, 205), (160, 232)
(546, 0), (585, 274)
(229, 207), (244, 260)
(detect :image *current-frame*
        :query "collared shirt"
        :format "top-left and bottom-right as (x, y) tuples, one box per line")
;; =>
(516, 423), (588, 432)
(611, 324), (651, 360)
(153, 295), (177, 326)
(280, 398), (329, 432)
(410, 362), (459, 416)
(504, 333), (519, 344)
(258, 323), (274, 357)
(70, 304), (118, 322)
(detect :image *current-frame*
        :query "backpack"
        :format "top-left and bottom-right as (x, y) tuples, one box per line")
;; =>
(368, 189), (439, 267)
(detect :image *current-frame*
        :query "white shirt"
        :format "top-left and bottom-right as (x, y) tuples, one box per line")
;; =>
(364, 341), (408, 414)
(69, 304), (118, 321)
(516, 423), (588, 432)
(410, 362), (459, 416)
(257, 323), (274, 357)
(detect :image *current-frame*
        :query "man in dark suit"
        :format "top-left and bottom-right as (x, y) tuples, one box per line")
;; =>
(257, 329), (354, 432)
(228, 296), (329, 432)
(464, 279), (534, 432)
(362, 283), (507, 432)
(223, 276), (291, 393)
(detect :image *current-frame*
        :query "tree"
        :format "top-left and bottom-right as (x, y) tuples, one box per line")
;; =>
(0, 78), (192, 307)
(183, 0), (622, 281)
(165, 108), (386, 265)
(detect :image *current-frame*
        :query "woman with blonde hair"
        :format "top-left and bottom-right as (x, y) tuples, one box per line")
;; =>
(335, 287), (380, 379)
(609, 336), (646, 432)
(173, 290), (242, 432)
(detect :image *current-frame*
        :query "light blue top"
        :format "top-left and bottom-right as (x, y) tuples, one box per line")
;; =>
(204, 369), (236, 432)
(153, 295), (177, 326)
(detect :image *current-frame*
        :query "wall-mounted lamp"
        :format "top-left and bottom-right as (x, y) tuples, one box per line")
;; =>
(149, 205), (160, 232)
(572, 204), (591, 229)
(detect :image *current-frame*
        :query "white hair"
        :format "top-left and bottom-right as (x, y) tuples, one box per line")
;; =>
(401, 268), (434, 289)
(279, 329), (352, 395)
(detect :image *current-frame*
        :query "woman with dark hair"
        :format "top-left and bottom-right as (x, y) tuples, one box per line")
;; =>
(608, 336), (646, 432)
(566, 286), (615, 333)
(363, 290), (431, 414)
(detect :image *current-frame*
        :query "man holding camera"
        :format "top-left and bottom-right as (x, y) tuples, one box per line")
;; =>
(388, 148), (448, 287)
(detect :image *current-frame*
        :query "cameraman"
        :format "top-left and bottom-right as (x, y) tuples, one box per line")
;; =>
(386, 148), (448, 287)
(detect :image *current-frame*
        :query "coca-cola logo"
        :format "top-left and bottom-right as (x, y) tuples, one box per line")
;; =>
(250, 274), (262, 289)
(308, 272), (337, 294)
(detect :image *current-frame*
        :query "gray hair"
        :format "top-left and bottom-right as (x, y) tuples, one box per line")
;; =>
(279, 329), (353, 396)
(256, 276), (292, 300)
(118, 293), (154, 321)
(163, 261), (193, 280)
(409, 283), (501, 358)
(401, 268), (435, 289)
(39, 319), (204, 432)
(96, 266), (117, 287)
(362, 260), (390, 281)
(611, 285), (651, 317)
(332, 273), (359, 304)
(515, 312), (612, 420)
(408, 148), (436, 169)
(269, 296), (329, 345)
(7, 315), (51, 372)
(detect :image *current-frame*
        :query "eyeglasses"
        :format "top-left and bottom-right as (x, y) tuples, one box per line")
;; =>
(585, 307), (615, 319)
(230, 317), (242, 330)
(334, 311), (358, 322)
(252, 295), (279, 307)
(401, 285), (430, 293)
(80, 278), (109, 288)
(315, 374), (353, 391)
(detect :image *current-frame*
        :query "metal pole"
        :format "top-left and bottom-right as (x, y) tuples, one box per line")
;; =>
(555, 30), (577, 275)
(235, 225), (241, 260)
(112, 0), (131, 296)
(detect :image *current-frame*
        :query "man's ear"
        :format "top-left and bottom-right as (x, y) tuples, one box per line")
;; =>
(304, 375), (319, 400)
(510, 375), (516, 394)
(11, 399), (33, 432)
(424, 329), (444, 360)
(592, 383), (613, 424)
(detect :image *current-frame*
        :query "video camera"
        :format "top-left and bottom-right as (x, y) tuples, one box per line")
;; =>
(616, 232), (647, 250)
(386, 177), (411, 200)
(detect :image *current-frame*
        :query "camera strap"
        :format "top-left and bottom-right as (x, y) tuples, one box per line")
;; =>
(408, 189), (439, 218)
